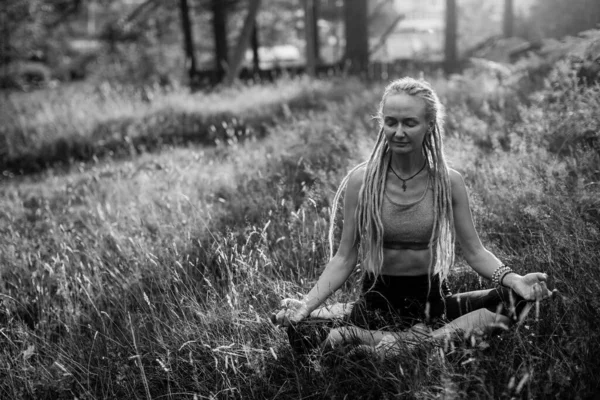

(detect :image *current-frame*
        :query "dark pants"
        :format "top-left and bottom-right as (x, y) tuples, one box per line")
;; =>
(349, 273), (528, 330)
(287, 274), (528, 354)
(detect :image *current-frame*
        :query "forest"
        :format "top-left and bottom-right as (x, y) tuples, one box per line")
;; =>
(1, 0), (600, 399)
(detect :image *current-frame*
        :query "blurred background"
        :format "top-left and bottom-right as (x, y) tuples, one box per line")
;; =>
(1, 2), (600, 399)
(2, 0), (599, 89)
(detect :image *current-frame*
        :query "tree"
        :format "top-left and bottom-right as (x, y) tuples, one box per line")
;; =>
(211, 0), (228, 82)
(304, 0), (318, 76)
(178, 0), (197, 83)
(1, 0), (80, 65)
(444, 0), (458, 74)
(225, 0), (261, 85)
(504, 0), (514, 37)
(250, 20), (260, 73)
(368, 0), (402, 37)
(343, 0), (369, 74)
(457, 0), (503, 55)
(1, 0), (93, 88)
(368, 13), (405, 57)
(311, 0), (321, 65)
(527, 0), (600, 38)
(254, 0), (299, 47)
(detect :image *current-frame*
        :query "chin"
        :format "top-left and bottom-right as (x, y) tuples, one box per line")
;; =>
(390, 146), (414, 155)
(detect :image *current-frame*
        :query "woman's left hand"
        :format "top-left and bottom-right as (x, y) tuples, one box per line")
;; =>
(507, 273), (553, 301)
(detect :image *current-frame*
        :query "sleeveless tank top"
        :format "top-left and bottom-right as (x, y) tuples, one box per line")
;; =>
(382, 174), (435, 250)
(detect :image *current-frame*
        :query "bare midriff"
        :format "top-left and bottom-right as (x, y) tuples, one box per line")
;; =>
(378, 247), (433, 276)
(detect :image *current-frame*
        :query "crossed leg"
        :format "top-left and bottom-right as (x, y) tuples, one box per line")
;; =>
(323, 287), (523, 355)
(324, 308), (509, 348)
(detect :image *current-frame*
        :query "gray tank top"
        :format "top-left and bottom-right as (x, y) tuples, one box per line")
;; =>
(382, 175), (434, 250)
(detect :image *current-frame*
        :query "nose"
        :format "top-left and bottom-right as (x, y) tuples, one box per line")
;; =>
(394, 124), (406, 137)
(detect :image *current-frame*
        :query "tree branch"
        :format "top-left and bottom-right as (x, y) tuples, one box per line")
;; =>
(368, 14), (405, 57)
(225, 0), (262, 85)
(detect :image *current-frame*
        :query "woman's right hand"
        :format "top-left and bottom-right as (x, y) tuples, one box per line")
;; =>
(272, 298), (310, 327)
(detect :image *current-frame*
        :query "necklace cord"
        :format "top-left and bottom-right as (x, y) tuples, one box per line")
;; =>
(389, 162), (427, 183)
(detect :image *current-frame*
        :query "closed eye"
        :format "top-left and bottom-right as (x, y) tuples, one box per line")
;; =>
(384, 117), (398, 127)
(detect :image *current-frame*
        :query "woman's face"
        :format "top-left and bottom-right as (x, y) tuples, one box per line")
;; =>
(381, 93), (429, 156)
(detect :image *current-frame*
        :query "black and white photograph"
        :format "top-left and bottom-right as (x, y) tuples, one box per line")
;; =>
(1, 0), (599, 398)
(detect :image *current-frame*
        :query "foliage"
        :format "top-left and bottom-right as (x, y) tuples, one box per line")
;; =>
(0, 0), (428, 87)
(1, 41), (600, 399)
(0, 61), (53, 90)
(526, 0), (600, 39)
(1, 0), (72, 64)
(457, 0), (503, 55)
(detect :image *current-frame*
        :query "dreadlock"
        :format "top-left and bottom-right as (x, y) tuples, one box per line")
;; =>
(328, 77), (455, 286)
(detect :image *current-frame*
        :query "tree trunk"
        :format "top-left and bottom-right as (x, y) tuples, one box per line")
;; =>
(304, 0), (317, 76)
(251, 21), (260, 74)
(124, 0), (160, 25)
(369, 14), (405, 57)
(179, 0), (197, 83)
(312, 0), (321, 65)
(444, 0), (458, 75)
(503, 0), (514, 38)
(1, 1), (9, 89)
(343, 0), (369, 75)
(211, 0), (228, 83)
(226, 0), (262, 85)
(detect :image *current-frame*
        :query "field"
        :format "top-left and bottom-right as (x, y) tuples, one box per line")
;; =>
(1, 61), (600, 399)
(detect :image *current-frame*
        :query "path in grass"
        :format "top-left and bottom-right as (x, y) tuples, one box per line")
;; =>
(0, 78), (362, 178)
(1, 76), (599, 399)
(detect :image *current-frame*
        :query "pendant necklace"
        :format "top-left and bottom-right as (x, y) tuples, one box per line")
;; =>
(389, 162), (427, 191)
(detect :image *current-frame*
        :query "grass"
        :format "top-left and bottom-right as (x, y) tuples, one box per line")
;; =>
(0, 64), (599, 399)
(0, 77), (360, 177)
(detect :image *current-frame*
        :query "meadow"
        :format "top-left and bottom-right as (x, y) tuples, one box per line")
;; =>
(1, 56), (599, 399)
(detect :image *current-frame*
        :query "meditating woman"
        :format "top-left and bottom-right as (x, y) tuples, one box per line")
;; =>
(273, 77), (553, 355)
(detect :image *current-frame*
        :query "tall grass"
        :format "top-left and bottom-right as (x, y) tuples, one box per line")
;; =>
(0, 77), (359, 177)
(0, 65), (599, 398)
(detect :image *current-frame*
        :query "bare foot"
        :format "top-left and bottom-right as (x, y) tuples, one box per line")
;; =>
(321, 327), (346, 350)
(375, 324), (432, 358)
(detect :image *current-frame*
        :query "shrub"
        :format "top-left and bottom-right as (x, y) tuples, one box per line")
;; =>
(0, 61), (53, 90)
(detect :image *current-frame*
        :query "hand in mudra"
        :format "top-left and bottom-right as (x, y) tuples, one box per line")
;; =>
(272, 298), (310, 327)
(511, 273), (553, 301)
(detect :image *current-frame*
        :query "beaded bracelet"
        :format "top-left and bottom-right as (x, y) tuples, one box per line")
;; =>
(499, 269), (514, 287)
(491, 264), (513, 287)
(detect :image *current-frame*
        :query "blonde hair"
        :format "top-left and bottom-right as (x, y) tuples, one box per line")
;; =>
(328, 77), (455, 284)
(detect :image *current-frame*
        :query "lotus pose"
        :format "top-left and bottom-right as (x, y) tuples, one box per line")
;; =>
(274, 77), (553, 355)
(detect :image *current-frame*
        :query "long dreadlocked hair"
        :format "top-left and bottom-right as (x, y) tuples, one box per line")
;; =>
(328, 77), (455, 284)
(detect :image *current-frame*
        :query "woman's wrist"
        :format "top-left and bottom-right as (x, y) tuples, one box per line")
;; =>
(491, 264), (513, 286)
(500, 272), (520, 289)
(302, 295), (320, 315)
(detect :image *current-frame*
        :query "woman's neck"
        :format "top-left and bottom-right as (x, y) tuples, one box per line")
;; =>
(389, 153), (427, 177)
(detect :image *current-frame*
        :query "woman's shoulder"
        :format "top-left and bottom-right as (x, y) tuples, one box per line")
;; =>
(448, 168), (463, 184)
(349, 163), (367, 180)
(447, 168), (469, 200)
(345, 163), (367, 196)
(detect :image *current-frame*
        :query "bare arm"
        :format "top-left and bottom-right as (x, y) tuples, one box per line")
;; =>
(450, 169), (502, 279)
(303, 167), (363, 313)
(274, 166), (364, 325)
(450, 169), (552, 300)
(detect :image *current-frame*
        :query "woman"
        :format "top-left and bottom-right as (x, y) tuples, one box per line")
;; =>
(274, 77), (553, 355)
